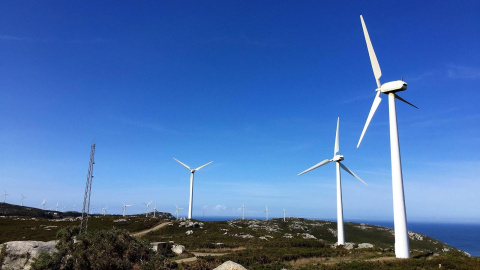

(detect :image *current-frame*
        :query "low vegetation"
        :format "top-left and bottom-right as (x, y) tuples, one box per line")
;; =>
(1, 204), (478, 269)
(32, 227), (177, 270)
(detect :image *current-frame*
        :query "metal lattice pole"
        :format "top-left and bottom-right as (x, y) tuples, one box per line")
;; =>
(80, 143), (95, 234)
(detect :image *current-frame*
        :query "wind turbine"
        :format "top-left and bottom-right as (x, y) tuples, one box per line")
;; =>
(41, 199), (46, 210)
(357, 15), (417, 259)
(62, 205), (66, 212)
(175, 204), (183, 219)
(265, 205), (268, 221)
(56, 203), (59, 212)
(299, 117), (367, 245)
(122, 203), (133, 217)
(153, 203), (157, 218)
(3, 192), (8, 203)
(242, 204), (245, 220)
(143, 201), (152, 217)
(21, 194), (26, 206)
(72, 204), (76, 211)
(102, 206), (108, 216)
(283, 209), (286, 222)
(173, 158), (213, 219)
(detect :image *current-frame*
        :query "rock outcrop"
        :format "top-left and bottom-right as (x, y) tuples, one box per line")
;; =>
(171, 244), (185, 255)
(213, 260), (247, 270)
(1, 240), (57, 270)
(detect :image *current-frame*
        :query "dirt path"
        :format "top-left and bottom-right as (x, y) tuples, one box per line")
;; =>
(131, 222), (172, 237)
(175, 251), (230, 263)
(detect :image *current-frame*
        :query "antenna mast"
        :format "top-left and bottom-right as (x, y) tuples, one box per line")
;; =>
(80, 142), (96, 234)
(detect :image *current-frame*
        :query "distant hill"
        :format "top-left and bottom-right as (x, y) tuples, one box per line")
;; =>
(0, 202), (82, 219)
(0, 202), (175, 220)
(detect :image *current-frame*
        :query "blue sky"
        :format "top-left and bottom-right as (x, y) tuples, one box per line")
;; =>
(1, 1), (479, 223)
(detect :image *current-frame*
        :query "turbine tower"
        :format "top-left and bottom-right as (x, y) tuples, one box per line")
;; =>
(357, 15), (418, 258)
(299, 117), (367, 245)
(80, 142), (96, 234)
(41, 199), (46, 210)
(242, 204), (245, 220)
(122, 203), (133, 217)
(3, 192), (8, 203)
(173, 158), (213, 219)
(62, 205), (65, 212)
(175, 204), (183, 219)
(21, 194), (26, 206)
(72, 204), (76, 211)
(56, 203), (59, 212)
(143, 201), (152, 217)
(153, 203), (157, 218)
(283, 209), (286, 222)
(265, 205), (268, 221)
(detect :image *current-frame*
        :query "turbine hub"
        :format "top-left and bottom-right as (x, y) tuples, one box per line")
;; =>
(332, 154), (344, 162)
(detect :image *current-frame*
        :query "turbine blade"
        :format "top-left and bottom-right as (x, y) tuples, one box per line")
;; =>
(334, 117), (340, 155)
(339, 162), (368, 186)
(360, 15), (382, 88)
(298, 159), (331, 175)
(357, 91), (382, 148)
(173, 158), (191, 171)
(395, 94), (418, 109)
(195, 161), (213, 171)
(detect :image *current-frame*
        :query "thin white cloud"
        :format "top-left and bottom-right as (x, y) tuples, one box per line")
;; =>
(0, 35), (33, 41)
(446, 64), (480, 79)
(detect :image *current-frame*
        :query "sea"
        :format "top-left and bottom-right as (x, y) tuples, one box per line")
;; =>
(197, 216), (480, 257)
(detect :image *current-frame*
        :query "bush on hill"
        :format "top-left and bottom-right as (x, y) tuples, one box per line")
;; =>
(32, 226), (177, 270)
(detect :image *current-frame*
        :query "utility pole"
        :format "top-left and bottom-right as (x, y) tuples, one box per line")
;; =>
(80, 142), (95, 234)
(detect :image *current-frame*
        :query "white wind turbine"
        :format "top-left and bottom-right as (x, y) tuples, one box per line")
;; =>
(56, 203), (59, 212)
(173, 158), (213, 219)
(122, 203), (133, 217)
(357, 15), (417, 259)
(102, 206), (108, 216)
(175, 204), (183, 219)
(283, 209), (286, 222)
(153, 203), (157, 218)
(3, 192), (8, 203)
(62, 205), (66, 212)
(299, 117), (367, 245)
(143, 201), (152, 217)
(242, 204), (245, 220)
(265, 205), (268, 221)
(72, 204), (76, 211)
(41, 199), (46, 210)
(21, 194), (26, 206)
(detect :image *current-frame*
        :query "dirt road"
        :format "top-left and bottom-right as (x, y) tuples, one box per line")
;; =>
(131, 222), (172, 237)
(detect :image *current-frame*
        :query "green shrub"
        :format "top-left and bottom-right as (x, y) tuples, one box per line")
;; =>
(31, 226), (177, 270)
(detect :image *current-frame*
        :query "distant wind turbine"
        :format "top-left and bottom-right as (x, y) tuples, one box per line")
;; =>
(175, 204), (183, 220)
(283, 209), (286, 222)
(173, 158), (213, 219)
(143, 201), (152, 217)
(56, 203), (59, 212)
(299, 117), (367, 245)
(356, 15), (417, 259)
(153, 203), (157, 218)
(41, 199), (46, 210)
(72, 204), (76, 211)
(122, 202), (133, 217)
(242, 204), (245, 220)
(3, 192), (8, 203)
(62, 205), (66, 212)
(21, 194), (26, 206)
(102, 206), (108, 216)
(265, 205), (268, 221)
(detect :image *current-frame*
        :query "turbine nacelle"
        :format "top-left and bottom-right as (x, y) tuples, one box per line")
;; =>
(378, 80), (407, 93)
(332, 154), (344, 162)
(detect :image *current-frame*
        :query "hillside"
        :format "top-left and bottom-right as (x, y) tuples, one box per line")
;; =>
(1, 203), (478, 269)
